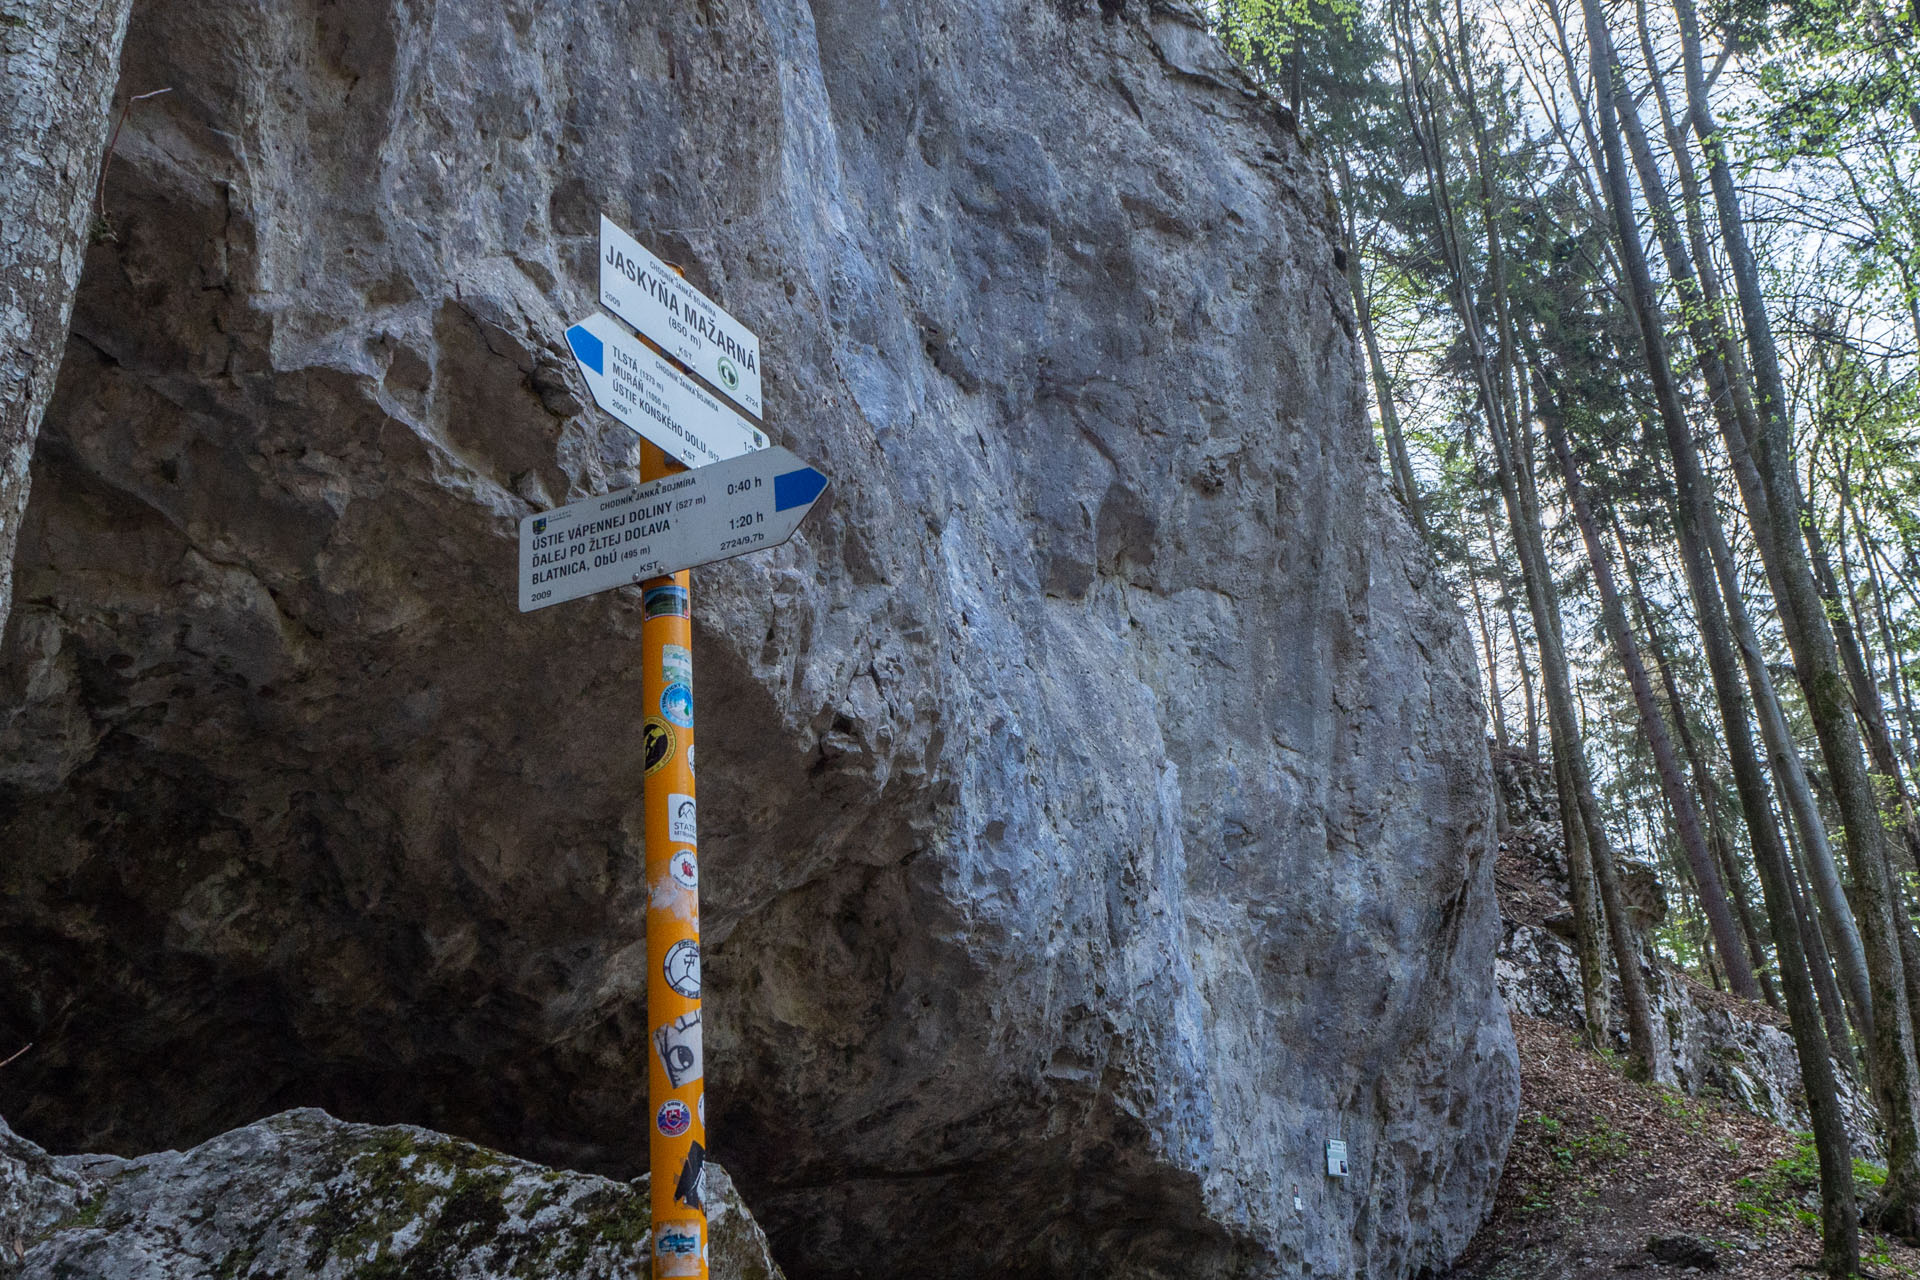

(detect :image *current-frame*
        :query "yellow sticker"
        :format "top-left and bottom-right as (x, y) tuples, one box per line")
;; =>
(643, 717), (677, 776)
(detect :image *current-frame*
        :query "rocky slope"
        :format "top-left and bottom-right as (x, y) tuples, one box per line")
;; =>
(1488, 748), (1879, 1158)
(0, 0), (1515, 1275)
(0, 1108), (780, 1279)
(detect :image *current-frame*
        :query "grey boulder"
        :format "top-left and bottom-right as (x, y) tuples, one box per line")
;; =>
(2, 1108), (779, 1280)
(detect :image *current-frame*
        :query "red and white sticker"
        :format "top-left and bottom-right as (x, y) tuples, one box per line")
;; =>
(657, 1098), (692, 1137)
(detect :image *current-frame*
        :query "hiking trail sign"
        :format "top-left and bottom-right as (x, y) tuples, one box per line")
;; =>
(566, 313), (768, 470)
(529, 215), (829, 1280)
(599, 214), (765, 419)
(518, 445), (828, 612)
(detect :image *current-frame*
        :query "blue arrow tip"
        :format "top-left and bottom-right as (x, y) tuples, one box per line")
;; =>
(774, 467), (828, 512)
(567, 323), (604, 376)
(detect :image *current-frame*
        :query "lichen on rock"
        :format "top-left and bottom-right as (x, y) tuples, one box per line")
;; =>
(4, 1108), (780, 1280)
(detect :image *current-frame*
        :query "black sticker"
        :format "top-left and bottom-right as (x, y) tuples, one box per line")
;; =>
(644, 717), (677, 775)
(675, 1140), (706, 1210)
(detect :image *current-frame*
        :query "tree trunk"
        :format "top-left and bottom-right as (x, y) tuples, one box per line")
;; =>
(1340, 149), (1427, 539)
(1816, 482), (1914, 802)
(1389, 0), (1658, 1071)
(1507, 600), (1541, 760)
(1829, 497), (1920, 1043)
(1814, 473), (1920, 874)
(1484, 502), (1542, 759)
(1785, 805), (1866, 1075)
(1469, 565), (1510, 752)
(1619, 514), (1776, 1005)
(1556, 749), (1612, 1044)
(1611, 10), (1878, 1042)
(1529, 477), (1664, 1080)
(1858, 523), (1920, 780)
(0, 0), (138, 641)
(1582, 5), (1856, 1261)
(1539, 377), (1757, 997)
(1673, 0), (1920, 1237)
(1565, 2), (1757, 999)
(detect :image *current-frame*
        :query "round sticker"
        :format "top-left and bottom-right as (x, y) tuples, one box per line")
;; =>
(686, 744), (695, 777)
(669, 850), (698, 890)
(657, 1098), (692, 1137)
(661, 682), (694, 728)
(663, 938), (701, 998)
(643, 718), (676, 776)
(717, 356), (739, 391)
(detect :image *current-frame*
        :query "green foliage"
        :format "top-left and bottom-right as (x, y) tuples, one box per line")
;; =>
(1214, 0), (1359, 64)
(1725, 1133), (1889, 1237)
(1206, 0), (1392, 139)
(1553, 1117), (1631, 1168)
(300, 1129), (509, 1273)
(1519, 1108), (1631, 1173)
(54, 1186), (109, 1231)
(1744, 0), (1920, 350)
(1658, 1087), (1710, 1131)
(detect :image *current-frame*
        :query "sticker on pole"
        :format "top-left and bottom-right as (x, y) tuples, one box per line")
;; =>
(600, 214), (764, 418)
(642, 584), (689, 620)
(663, 938), (701, 998)
(654, 1220), (703, 1277)
(674, 1141), (706, 1210)
(643, 719), (677, 775)
(518, 446), (831, 612)
(566, 312), (766, 469)
(669, 794), (698, 844)
(654, 1010), (703, 1088)
(656, 1098), (693, 1137)
(663, 644), (692, 686)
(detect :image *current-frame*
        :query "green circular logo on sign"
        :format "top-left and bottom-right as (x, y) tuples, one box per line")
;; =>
(717, 356), (739, 391)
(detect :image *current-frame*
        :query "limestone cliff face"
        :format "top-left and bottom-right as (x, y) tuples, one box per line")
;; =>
(0, 0), (1515, 1275)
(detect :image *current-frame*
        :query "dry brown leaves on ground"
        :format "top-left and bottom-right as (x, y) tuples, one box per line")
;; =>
(1445, 1015), (1920, 1280)
(1495, 843), (1568, 930)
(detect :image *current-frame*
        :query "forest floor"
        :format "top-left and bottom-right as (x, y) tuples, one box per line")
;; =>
(1446, 1013), (1920, 1279)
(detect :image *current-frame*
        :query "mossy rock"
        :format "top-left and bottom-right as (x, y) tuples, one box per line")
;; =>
(8, 1108), (783, 1280)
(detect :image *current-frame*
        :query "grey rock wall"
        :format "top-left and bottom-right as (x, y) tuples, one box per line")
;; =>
(0, 0), (1515, 1276)
(0, 1108), (781, 1279)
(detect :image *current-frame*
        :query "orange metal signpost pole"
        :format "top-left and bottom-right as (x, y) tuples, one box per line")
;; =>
(638, 438), (707, 1280)
(534, 217), (822, 1276)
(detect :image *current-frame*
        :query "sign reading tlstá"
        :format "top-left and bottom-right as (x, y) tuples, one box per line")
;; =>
(567, 314), (767, 470)
(519, 446), (830, 612)
(600, 215), (765, 419)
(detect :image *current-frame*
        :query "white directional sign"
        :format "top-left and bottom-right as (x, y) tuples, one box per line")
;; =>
(600, 215), (765, 419)
(519, 446), (830, 612)
(567, 313), (767, 470)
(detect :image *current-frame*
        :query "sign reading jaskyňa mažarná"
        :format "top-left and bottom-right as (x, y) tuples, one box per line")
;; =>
(599, 214), (764, 420)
